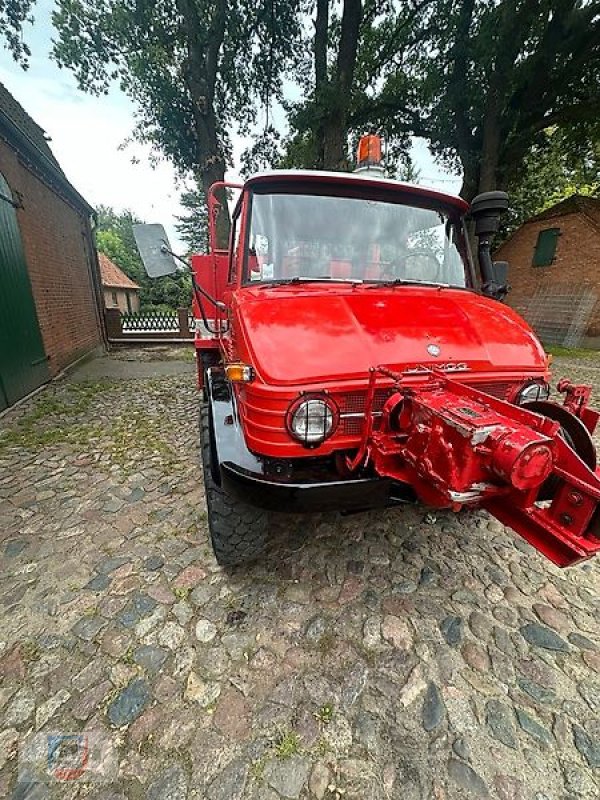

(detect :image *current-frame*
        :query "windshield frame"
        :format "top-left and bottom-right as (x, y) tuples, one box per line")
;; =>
(241, 181), (475, 289)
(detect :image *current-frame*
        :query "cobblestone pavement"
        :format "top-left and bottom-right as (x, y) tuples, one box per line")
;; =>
(0, 350), (599, 799)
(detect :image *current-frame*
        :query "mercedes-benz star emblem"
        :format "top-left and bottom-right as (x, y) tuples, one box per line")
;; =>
(427, 344), (441, 357)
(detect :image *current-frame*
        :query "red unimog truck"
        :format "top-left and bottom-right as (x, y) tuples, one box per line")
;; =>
(134, 136), (600, 568)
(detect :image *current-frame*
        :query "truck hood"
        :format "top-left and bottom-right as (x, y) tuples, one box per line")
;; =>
(234, 285), (547, 386)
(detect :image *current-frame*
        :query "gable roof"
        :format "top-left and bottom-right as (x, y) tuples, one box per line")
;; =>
(0, 81), (94, 214)
(98, 252), (140, 290)
(529, 195), (600, 228)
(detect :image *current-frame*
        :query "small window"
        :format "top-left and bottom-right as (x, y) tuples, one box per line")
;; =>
(126, 293), (132, 313)
(111, 291), (118, 306)
(532, 228), (560, 267)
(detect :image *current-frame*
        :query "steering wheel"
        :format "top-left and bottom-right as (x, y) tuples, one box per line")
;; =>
(404, 251), (442, 283)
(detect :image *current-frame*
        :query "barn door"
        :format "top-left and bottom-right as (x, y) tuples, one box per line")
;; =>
(0, 172), (49, 410)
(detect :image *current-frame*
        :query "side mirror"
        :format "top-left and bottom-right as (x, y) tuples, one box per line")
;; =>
(470, 192), (510, 301)
(470, 191), (509, 237)
(132, 223), (178, 278)
(492, 260), (508, 285)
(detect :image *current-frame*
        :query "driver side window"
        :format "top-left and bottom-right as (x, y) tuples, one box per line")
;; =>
(228, 210), (242, 283)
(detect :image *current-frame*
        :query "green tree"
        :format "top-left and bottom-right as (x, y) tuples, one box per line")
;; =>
(283, 0), (431, 171)
(352, 0), (600, 200)
(504, 127), (600, 235)
(0, 0), (34, 65)
(50, 0), (301, 245)
(175, 186), (209, 256)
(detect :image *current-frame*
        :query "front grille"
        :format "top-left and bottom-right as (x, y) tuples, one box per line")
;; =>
(338, 389), (393, 414)
(471, 382), (514, 400)
(341, 418), (364, 436)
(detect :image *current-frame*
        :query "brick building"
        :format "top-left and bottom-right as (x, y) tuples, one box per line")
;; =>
(496, 196), (600, 347)
(98, 252), (141, 313)
(0, 82), (104, 410)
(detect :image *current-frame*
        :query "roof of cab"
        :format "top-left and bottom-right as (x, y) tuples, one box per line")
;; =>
(244, 170), (469, 214)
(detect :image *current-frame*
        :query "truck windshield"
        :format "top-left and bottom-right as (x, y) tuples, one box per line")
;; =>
(245, 190), (468, 287)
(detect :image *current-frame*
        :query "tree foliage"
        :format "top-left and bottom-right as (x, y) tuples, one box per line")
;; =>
(0, 0), (34, 65)
(504, 127), (600, 235)
(96, 206), (192, 311)
(284, 0), (600, 200)
(4, 0), (599, 217)
(355, 0), (600, 199)
(175, 186), (209, 256)
(50, 0), (301, 244)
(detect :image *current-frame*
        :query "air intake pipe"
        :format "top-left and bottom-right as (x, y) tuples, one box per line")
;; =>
(470, 191), (509, 300)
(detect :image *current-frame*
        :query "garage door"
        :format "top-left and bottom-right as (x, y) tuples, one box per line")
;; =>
(0, 172), (49, 410)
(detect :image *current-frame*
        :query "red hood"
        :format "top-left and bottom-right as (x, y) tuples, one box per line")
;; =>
(234, 285), (547, 386)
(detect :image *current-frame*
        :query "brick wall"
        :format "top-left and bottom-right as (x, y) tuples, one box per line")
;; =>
(496, 211), (600, 338)
(0, 139), (104, 376)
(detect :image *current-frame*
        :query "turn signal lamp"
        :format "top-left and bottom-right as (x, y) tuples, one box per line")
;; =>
(225, 363), (254, 382)
(356, 134), (382, 169)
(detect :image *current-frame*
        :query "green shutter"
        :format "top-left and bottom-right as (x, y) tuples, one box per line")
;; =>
(532, 227), (560, 267)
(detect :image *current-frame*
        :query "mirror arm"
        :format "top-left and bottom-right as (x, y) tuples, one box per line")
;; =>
(160, 242), (226, 312)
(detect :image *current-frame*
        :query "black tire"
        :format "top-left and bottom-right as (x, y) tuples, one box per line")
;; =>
(200, 404), (269, 566)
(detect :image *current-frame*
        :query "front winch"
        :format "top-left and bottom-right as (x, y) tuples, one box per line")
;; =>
(348, 366), (600, 567)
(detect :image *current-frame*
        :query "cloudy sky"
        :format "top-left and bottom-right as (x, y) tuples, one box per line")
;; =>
(0, 1), (460, 251)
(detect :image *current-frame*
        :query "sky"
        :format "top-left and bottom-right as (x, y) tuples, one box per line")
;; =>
(0, 1), (461, 252)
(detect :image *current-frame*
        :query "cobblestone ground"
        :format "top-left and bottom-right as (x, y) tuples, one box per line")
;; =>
(0, 349), (599, 799)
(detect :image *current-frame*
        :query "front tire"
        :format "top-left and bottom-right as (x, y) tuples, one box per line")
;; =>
(200, 405), (269, 566)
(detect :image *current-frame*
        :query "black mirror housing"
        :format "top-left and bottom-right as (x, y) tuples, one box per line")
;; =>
(470, 191), (509, 237)
(470, 192), (510, 301)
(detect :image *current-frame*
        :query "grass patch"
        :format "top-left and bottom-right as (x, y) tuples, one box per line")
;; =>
(20, 640), (40, 663)
(109, 410), (176, 474)
(314, 703), (334, 725)
(274, 730), (301, 759)
(0, 381), (111, 451)
(546, 345), (599, 359)
(178, 347), (197, 363)
(249, 757), (266, 784)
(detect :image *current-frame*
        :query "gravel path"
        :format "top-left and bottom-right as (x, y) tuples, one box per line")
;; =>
(0, 350), (598, 799)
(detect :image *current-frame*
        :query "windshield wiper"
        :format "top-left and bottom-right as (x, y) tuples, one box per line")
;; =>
(365, 279), (450, 289)
(257, 277), (363, 288)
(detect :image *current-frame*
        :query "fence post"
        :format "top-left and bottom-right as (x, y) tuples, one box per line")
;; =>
(105, 308), (123, 339)
(178, 307), (192, 338)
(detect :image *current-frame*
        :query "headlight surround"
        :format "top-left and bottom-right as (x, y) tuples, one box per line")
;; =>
(286, 395), (339, 446)
(516, 380), (551, 404)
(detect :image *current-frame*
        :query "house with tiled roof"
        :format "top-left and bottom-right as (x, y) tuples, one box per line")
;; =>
(98, 252), (141, 313)
(496, 195), (600, 347)
(0, 81), (104, 409)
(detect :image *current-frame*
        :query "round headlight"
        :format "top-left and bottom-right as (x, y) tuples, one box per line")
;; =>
(287, 396), (338, 446)
(516, 381), (550, 404)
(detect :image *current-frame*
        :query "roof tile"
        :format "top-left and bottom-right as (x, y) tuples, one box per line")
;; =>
(98, 252), (140, 290)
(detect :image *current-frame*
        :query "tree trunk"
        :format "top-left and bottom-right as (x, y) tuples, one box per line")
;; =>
(319, 0), (362, 170)
(314, 0), (329, 168)
(176, 0), (230, 248)
(478, 92), (501, 194)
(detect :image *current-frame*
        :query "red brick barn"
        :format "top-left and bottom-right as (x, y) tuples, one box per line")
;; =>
(0, 82), (105, 410)
(495, 196), (600, 347)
